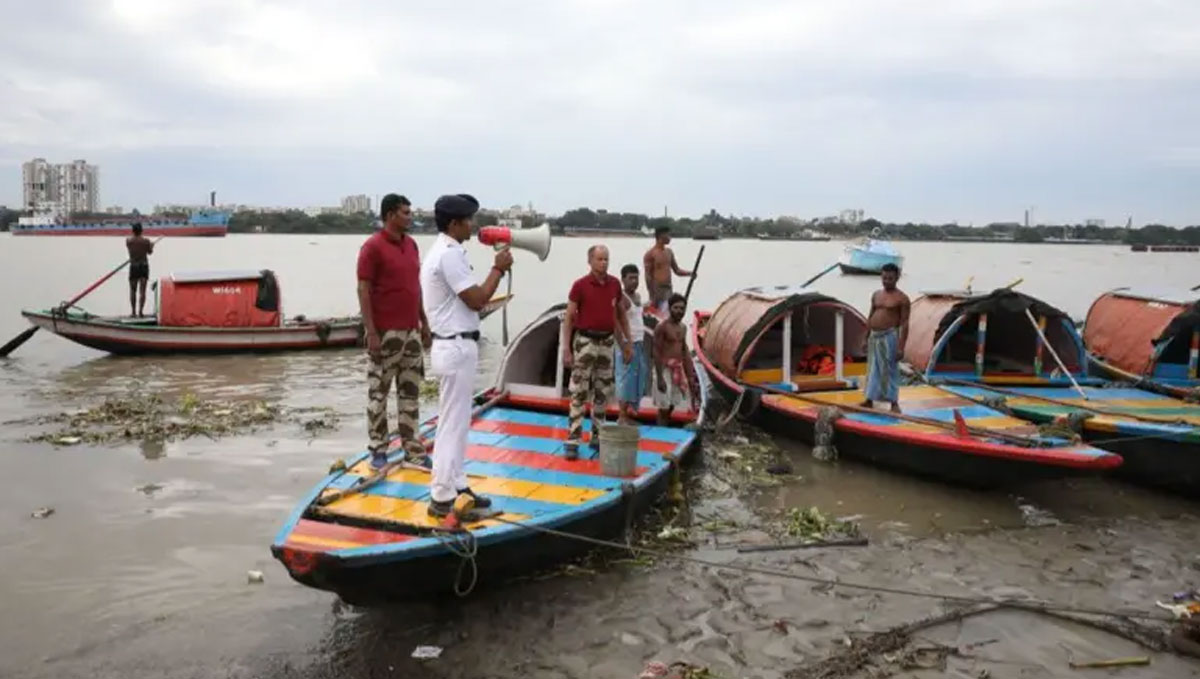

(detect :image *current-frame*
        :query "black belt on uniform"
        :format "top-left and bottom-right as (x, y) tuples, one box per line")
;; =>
(576, 329), (614, 340)
(433, 331), (481, 341)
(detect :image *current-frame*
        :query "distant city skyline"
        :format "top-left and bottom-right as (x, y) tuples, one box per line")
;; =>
(2, 3), (1197, 226)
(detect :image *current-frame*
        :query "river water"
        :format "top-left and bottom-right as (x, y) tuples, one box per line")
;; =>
(1, 233), (1198, 678)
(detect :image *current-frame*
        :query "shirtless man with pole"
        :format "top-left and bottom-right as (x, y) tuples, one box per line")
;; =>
(860, 263), (910, 413)
(643, 226), (692, 314)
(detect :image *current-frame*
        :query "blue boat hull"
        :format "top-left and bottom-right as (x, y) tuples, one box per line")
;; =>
(838, 243), (904, 275)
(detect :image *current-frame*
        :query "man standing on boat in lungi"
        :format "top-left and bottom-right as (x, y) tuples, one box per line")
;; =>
(615, 263), (648, 424)
(860, 263), (910, 413)
(643, 226), (692, 314)
(420, 193), (512, 518)
(562, 245), (633, 460)
(357, 194), (433, 470)
(652, 293), (699, 426)
(126, 222), (154, 318)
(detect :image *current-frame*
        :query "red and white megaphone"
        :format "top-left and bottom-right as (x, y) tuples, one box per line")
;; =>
(478, 223), (552, 261)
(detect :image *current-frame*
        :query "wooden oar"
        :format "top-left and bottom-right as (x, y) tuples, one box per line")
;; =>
(747, 382), (1044, 447)
(683, 245), (706, 304)
(0, 237), (164, 357)
(800, 262), (840, 289)
(922, 374), (1196, 427)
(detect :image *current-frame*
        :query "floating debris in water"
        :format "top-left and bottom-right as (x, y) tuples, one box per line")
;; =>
(134, 483), (164, 496)
(30, 507), (55, 519)
(782, 506), (862, 541)
(14, 389), (340, 445)
(247, 570), (264, 584)
(411, 645), (442, 659)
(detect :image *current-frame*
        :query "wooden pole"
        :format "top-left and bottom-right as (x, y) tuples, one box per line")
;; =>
(975, 313), (987, 377)
(1033, 315), (1047, 376)
(1024, 308), (1087, 400)
(1189, 330), (1199, 380)
(683, 246), (705, 304)
(801, 262), (840, 289)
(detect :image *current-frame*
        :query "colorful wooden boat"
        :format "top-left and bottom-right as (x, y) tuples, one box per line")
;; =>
(1082, 287), (1200, 399)
(271, 304), (706, 603)
(837, 230), (904, 275)
(18, 270), (513, 355)
(905, 287), (1200, 495)
(693, 285), (1120, 488)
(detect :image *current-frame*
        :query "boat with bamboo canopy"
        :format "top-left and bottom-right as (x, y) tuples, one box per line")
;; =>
(692, 284), (1120, 488)
(1082, 287), (1200, 399)
(904, 287), (1200, 496)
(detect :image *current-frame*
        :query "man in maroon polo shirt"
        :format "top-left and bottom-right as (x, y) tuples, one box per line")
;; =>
(561, 244), (633, 460)
(357, 193), (433, 470)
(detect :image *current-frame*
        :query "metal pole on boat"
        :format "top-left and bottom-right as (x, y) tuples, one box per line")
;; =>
(1024, 308), (1088, 400)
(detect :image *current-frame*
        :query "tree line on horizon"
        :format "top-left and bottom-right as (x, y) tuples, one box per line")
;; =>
(1, 206), (1197, 245)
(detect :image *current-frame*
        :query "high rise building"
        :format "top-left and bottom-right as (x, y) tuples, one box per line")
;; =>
(21, 158), (100, 213)
(341, 194), (371, 214)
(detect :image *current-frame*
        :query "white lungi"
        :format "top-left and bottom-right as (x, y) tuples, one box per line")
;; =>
(420, 233), (483, 504)
(429, 338), (477, 503)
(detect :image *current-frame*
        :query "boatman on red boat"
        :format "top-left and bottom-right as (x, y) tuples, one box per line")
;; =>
(860, 262), (910, 413)
(420, 194), (512, 518)
(357, 194), (433, 470)
(126, 222), (154, 318)
(562, 245), (633, 460)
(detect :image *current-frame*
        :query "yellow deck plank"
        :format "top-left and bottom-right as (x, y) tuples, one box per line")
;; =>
(343, 463), (605, 505)
(317, 494), (530, 530)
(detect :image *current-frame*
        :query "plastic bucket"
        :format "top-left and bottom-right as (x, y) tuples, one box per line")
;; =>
(598, 423), (640, 477)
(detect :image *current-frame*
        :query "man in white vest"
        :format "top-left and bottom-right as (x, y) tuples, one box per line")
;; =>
(420, 194), (513, 518)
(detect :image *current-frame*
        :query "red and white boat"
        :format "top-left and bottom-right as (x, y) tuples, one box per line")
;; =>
(19, 270), (358, 354)
(18, 270), (515, 356)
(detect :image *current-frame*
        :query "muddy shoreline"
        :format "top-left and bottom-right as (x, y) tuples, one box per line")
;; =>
(7, 416), (1199, 679)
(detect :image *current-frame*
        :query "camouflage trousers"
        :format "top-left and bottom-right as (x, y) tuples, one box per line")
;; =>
(567, 333), (615, 445)
(367, 329), (425, 456)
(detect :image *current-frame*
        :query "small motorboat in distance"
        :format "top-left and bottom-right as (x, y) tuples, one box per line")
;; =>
(18, 270), (514, 356)
(693, 284), (1121, 488)
(906, 287), (1200, 496)
(271, 303), (706, 604)
(1083, 287), (1200, 399)
(838, 228), (904, 275)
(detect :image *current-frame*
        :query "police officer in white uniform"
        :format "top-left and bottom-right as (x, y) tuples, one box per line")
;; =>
(420, 194), (513, 517)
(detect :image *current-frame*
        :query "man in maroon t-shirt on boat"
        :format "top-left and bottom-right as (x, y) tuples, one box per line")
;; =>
(357, 193), (433, 470)
(561, 244), (633, 460)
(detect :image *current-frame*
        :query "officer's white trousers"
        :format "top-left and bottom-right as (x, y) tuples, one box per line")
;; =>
(429, 338), (478, 503)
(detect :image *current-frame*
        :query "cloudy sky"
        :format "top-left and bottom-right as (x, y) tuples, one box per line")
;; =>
(1, 0), (1197, 225)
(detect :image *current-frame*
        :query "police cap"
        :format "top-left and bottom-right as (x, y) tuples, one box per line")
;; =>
(433, 193), (480, 220)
